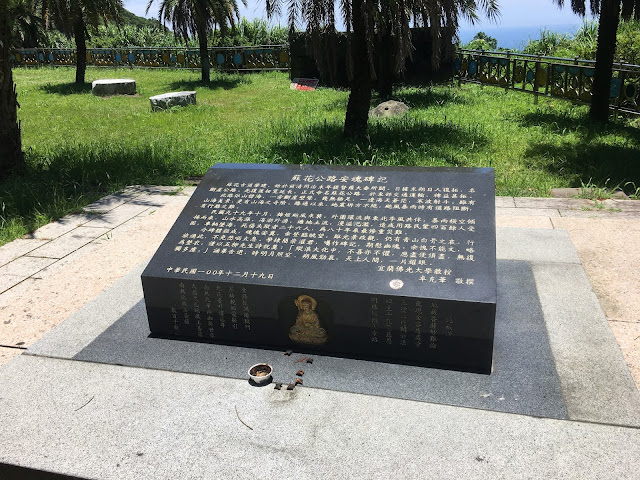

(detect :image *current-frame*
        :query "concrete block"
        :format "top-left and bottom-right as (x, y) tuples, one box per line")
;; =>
(63, 259), (566, 419)
(496, 227), (580, 264)
(92, 79), (136, 96)
(27, 214), (96, 240)
(149, 91), (196, 111)
(0, 256), (56, 278)
(559, 209), (640, 218)
(83, 203), (152, 228)
(494, 196), (515, 208)
(496, 216), (554, 229)
(27, 227), (111, 259)
(0, 274), (27, 294)
(0, 238), (49, 268)
(514, 197), (592, 209)
(533, 263), (640, 426)
(496, 206), (560, 217)
(84, 191), (141, 213)
(551, 187), (629, 200)
(0, 346), (22, 367)
(1, 355), (639, 480)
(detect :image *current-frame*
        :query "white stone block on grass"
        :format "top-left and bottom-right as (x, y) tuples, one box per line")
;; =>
(149, 91), (197, 111)
(91, 79), (136, 96)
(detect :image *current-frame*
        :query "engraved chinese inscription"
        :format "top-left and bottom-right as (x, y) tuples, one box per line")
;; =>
(142, 164), (496, 374)
(165, 173), (482, 290)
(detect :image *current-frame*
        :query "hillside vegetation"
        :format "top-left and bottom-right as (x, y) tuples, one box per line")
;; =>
(36, 9), (287, 49)
(464, 20), (640, 64)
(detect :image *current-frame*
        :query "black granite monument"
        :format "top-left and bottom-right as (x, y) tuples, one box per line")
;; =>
(142, 164), (497, 373)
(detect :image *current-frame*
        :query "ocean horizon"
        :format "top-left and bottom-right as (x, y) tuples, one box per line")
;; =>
(458, 23), (583, 50)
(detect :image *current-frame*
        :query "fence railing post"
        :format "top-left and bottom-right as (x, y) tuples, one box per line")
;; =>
(533, 54), (540, 105)
(505, 50), (511, 94)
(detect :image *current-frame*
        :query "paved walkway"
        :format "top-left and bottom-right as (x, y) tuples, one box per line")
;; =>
(0, 188), (639, 388)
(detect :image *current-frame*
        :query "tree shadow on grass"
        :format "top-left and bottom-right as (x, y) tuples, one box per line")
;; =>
(393, 87), (468, 109)
(168, 74), (252, 91)
(266, 117), (487, 166)
(517, 109), (640, 191)
(40, 82), (93, 95)
(0, 142), (194, 242)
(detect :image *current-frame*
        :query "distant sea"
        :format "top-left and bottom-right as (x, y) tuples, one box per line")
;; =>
(458, 24), (582, 50)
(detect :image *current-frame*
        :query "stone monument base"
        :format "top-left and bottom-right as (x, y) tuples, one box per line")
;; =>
(91, 79), (136, 96)
(149, 91), (197, 111)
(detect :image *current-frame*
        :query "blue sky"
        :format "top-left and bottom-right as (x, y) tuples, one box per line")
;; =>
(125, 0), (592, 29)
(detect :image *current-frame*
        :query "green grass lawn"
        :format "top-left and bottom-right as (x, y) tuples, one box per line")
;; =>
(2, 66), (639, 246)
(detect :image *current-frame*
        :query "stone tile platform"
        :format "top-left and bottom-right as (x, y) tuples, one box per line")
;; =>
(0, 190), (639, 479)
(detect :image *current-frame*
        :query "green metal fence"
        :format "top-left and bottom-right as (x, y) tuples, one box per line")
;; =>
(455, 49), (640, 115)
(11, 45), (290, 72)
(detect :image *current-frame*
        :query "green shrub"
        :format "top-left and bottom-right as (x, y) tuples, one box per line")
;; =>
(519, 19), (640, 63)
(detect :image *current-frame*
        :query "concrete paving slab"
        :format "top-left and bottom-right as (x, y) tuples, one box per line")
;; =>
(0, 239), (49, 268)
(609, 321), (640, 388)
(29, 227), (639, 425)
(128, 185), (184, 194)
(83, 203), (152, 228)
(604, 199), (640, 211)
(514, 197), (592, 209)
(128, 193), (193, 209)
(51, 259), (565, 419)
(0, 274), (27, 294)
(31, 241), (104, 280)
(494, 196), (515, 208)
(533, 263), (640, 426)
(125, 185), (196, 197)
(0, 199), (188, 350)
(82, 187), (188, 214)
(27, 263), (146, 359)
(25, 214), (96, 240)
(553, 217), (640, 324)
(496, 206), (560, 217)
(0, 257), (56, 278)
(83, 191), (141, 213)
(0, 346), (22, 366)
(496, 227), (580, 264)
(550, 188), (629, 200)
(559, 209), (640, 218)
(496, 215), (554, 229)
(26, 227), (111, 259)
(1, 355), (639, 480)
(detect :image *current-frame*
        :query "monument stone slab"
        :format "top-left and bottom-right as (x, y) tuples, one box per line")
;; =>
(91, 79), (136, 96)
(149, 91), (196, 111)
(142, 164), (497, 373)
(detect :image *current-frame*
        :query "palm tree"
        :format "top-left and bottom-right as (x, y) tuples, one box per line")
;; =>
(147, 0), (245, 83)
(1, 0), (34, 179)
(49, 0), (122, 84)
(267, 0), (499, 138)
(554, 0), (639, 122)
(9, 0), (41, 47)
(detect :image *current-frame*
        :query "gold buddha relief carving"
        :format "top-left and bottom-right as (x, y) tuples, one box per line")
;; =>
(289, 295), (328, 345)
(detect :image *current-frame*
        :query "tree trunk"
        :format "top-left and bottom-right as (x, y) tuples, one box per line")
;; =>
(375, 16), (395, 100)
(42, 0), (50, 30)
(196, 13), (210, 83)
(344, 0), (372, 138)
(591, 0), (621, 122)
(0, 5), (24, 179)
(74, 11), (87, 84)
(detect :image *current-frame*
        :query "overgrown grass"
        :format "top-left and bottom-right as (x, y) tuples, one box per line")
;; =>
(2, 66), (639, 246)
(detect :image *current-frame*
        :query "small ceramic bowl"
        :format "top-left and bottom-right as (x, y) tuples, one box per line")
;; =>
(248, 363), (273, 384)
